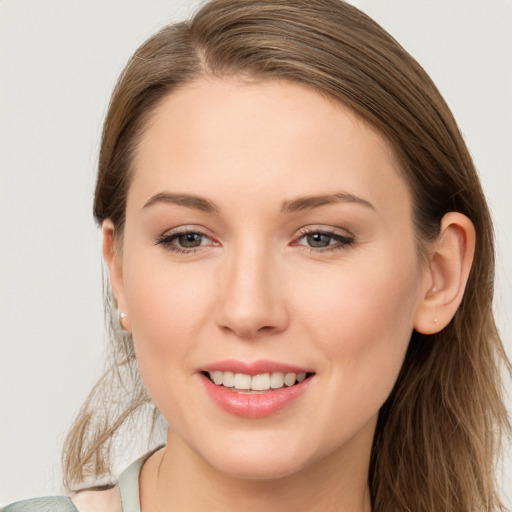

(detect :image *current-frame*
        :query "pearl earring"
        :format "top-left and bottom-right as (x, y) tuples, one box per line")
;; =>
(118, 310), (128, 329)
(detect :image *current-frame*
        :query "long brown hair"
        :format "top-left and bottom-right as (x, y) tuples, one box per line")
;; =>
(63, 1), (510, 509)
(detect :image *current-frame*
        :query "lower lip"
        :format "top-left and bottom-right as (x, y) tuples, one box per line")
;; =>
(200, 374), (313, 418)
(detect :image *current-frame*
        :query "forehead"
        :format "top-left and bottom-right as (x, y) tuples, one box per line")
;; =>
(129, 77), (411, 218)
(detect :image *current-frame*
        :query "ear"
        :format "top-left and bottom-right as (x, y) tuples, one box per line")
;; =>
(414, 212), (476, 334)
(102, 220), (131, 332)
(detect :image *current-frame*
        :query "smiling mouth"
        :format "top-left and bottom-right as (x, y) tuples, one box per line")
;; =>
(203, 371), (314, 393)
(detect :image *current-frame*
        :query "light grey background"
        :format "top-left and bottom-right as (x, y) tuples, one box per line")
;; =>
(1, 0), (511, 505)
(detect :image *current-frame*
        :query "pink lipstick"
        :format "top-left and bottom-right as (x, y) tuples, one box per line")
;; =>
(199, 359), (314, 418)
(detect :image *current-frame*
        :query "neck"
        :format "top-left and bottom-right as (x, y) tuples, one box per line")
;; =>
(140, 427), (374, 512)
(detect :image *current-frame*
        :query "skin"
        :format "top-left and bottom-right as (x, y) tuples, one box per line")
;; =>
(101, 78), (475, 512)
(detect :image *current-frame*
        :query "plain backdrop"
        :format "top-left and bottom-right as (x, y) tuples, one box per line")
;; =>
(1, 0), (511, 505)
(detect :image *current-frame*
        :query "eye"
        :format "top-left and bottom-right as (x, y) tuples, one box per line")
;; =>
(156, 229), (216, 253)
(295, 229), (354, 251)
(174, 232), (206, 248)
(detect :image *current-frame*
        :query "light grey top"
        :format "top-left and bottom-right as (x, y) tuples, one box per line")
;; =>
(1, 456), (144, 512)
(118, 455), (144, 512)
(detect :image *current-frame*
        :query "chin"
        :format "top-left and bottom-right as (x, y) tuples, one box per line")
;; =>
(209, 451), (309, 481)
(189, 431), (318, 481)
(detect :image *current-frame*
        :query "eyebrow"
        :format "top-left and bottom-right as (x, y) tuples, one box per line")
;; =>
(142, 191), (374, 214)
(143, 192), (219, 213)
(280, 192), (375, 213)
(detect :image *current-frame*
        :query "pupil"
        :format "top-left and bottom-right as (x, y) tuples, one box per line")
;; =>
(308, 233), (330, 247)
(179, 233), (202, 247)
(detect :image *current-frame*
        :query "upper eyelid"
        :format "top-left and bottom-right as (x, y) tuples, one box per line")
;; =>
(295, 225), (355, 238)
(158, 225), (214, 238)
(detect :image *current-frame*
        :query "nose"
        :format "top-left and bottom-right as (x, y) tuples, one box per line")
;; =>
(214, 244), (290, 339)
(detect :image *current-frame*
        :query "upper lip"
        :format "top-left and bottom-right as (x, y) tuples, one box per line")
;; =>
(200, 359), (313, 376)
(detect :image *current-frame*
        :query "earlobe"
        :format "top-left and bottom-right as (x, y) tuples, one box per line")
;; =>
(102, 220), (131, 332)
(414, 212), (476, 335)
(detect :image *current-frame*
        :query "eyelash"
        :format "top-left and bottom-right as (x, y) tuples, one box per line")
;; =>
(156, 229), (217, 254)
(156, 227), (355, 254)
(294, 227), (355, 252)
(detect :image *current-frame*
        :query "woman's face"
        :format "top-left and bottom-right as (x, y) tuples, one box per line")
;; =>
(110, 78), (431, 479)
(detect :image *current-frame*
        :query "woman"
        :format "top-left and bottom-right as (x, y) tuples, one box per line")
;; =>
(3, 0), (509, 510)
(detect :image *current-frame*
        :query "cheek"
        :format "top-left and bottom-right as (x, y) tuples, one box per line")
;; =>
(123, 245), (213, 342)
(284, 251), (423, 451)
(296, 250), (422, 384)
(121, 252), (217, 406)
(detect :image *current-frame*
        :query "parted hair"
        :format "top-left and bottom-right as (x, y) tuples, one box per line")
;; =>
(63, 1), (510, 510)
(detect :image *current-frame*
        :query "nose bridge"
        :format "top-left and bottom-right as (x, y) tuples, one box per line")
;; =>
(215, 236), (288, 338)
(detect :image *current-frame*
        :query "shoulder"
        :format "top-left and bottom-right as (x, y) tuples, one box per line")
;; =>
(1, 496), (77, 512)
(1, 487), (121, 512)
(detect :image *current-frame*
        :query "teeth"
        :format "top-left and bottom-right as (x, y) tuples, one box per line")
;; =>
(270, 372), (284, 389)
(284, 373), (297, 387)
(222, 371), (235, 387)
(234, 373), (252, 390)
(207, 371), (307, 390)
(251, 373), (271, 391)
